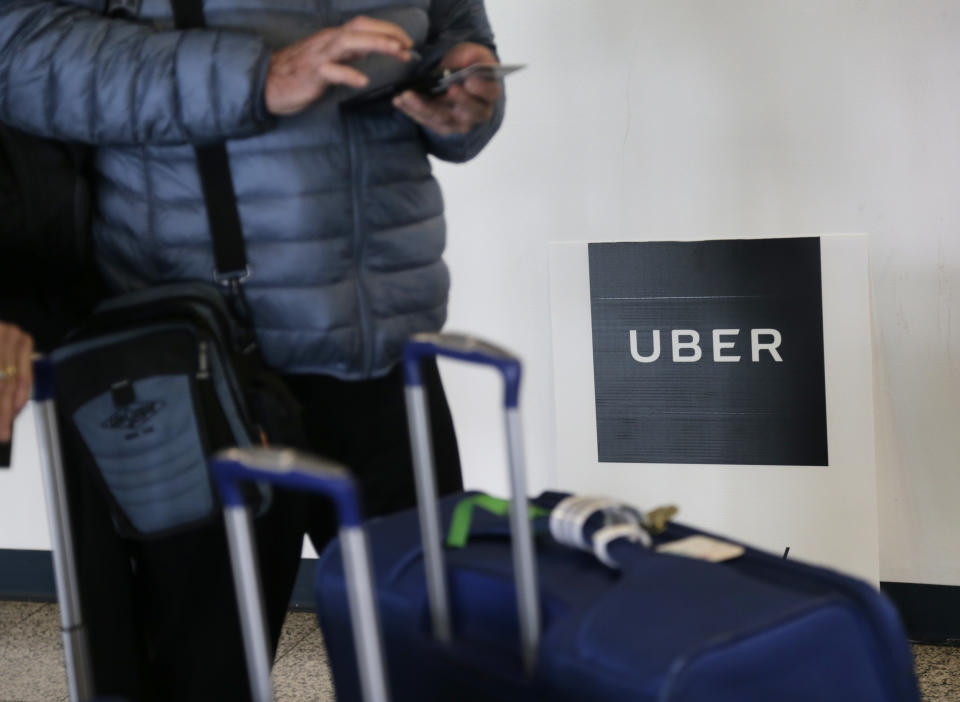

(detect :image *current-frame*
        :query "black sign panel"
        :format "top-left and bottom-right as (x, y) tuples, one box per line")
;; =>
(589, 238), (828, 466)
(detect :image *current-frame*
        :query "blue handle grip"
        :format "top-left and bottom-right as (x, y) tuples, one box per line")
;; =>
(403, 333), (522, 408)
(211, 447), (363, 527)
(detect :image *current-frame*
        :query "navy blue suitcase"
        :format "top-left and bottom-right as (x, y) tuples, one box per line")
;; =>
(316, 491), (919, 701)
(310, 334), (919, 702)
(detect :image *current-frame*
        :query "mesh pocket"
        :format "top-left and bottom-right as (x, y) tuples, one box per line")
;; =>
(73, 374), (214, 535)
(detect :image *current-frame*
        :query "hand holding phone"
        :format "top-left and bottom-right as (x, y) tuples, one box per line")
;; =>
(393, 43), (521, 136)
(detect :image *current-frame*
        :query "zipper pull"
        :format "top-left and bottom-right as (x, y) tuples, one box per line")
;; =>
(197, 341), (211, 380)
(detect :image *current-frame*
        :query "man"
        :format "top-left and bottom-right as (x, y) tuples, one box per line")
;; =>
(0, 1), (504, 698)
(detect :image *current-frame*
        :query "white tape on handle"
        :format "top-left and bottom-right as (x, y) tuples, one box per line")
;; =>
(549, 495), (651, 569)
(593, 523), (652, 569)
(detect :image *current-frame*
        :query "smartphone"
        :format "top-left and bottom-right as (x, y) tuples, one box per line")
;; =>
(418, 63), (525, 96)
(342, 63), (524, 109)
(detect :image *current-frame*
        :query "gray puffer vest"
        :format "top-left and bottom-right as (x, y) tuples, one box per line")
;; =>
(0, 0), (504, 378)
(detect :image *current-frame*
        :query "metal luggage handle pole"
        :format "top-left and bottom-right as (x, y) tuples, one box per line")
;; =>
(32, 359), (96, 702)
(403, 333), (541, 675)
(211, 448), (390, 702)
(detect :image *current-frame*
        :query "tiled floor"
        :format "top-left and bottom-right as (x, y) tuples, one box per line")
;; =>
(0, 601), (334, 702)
(1, 600), (958, 701)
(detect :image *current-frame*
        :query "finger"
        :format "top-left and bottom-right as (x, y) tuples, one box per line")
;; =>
(393, 90), (433, 119)
(0, 324), (14, 441)
(327, 31), (413, 63)
(462, 75), (502, 104)
(343, 15), (414, 48)
(0, 370), (14, 443)
(444, 85), (494, 125)
(14, 333), (33, 414)
(393, 92), (462, 135)
(317, 62), (371, 89)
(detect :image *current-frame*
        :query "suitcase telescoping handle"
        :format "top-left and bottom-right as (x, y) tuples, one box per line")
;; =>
(211, 448), (390, 702)
(403, 333), (540, 675)
(32, 359), (96, 702)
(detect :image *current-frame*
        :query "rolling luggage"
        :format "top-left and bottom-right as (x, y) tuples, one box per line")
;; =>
(34, 366), (317, 702)
(33, 360), (129, 702)
(309, 333), (920, 701)
(211, 446), (391, 702)
(34, 283), (299, 702)
(32, 360), (96, 702)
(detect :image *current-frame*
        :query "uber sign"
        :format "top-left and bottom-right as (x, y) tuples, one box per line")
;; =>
(588, 238), (828, 466)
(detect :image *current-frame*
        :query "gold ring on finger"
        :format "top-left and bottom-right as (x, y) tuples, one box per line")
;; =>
(0, 365), (18, 381)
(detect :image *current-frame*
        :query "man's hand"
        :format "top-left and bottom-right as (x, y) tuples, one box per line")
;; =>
(266, 17), (415, 116)
(393, 43), (501, 136)
(0, 323), (33, 443)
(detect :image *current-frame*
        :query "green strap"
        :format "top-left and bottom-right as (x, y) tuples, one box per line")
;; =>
(447, 494), (549, 549)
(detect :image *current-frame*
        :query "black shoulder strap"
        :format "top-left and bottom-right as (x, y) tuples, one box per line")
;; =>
(167, 0), (202, 28)
(170, 0), (249, 283)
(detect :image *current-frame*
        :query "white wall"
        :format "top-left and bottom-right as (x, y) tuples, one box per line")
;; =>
(2, 0), (957, 588)
(438, 0), (960, 587)
(0, 405), (52, 550)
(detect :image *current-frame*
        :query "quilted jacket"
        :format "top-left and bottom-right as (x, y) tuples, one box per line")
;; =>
(0, 0), (503, 377)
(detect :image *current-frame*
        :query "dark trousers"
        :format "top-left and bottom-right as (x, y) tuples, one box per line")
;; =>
(73, 360), (460, 701)
(285, 359), (463, 553)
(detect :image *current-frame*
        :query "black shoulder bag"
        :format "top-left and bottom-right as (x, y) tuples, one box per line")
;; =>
(47, 0), (304, 539)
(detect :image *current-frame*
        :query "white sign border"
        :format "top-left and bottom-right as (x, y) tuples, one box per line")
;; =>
(548, 233), (879, 584)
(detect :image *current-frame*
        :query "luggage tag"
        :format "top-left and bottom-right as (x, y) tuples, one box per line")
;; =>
(656, 535), (745, 563)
